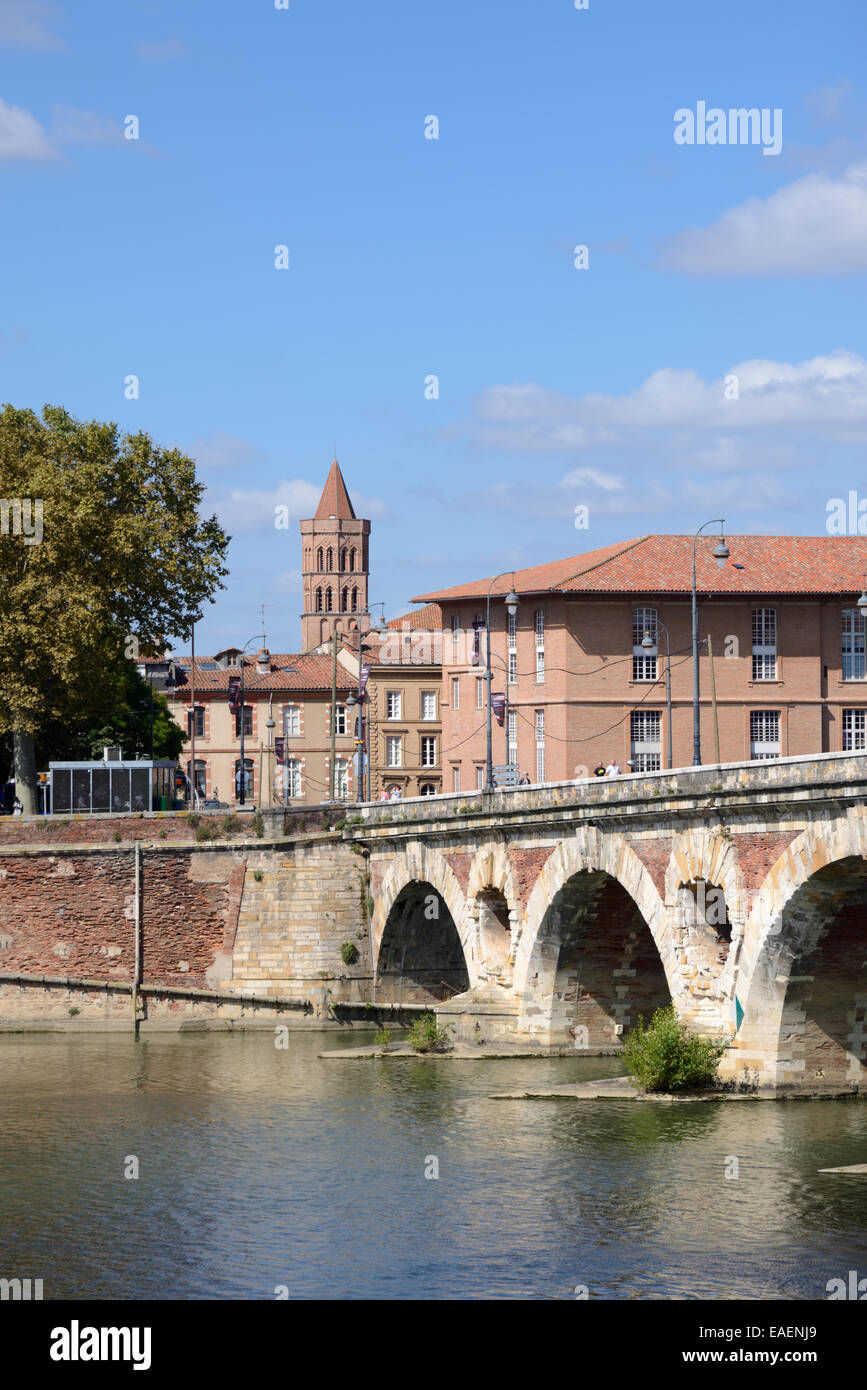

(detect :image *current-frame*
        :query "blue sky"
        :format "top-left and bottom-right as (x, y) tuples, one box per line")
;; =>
(1, 0), (866, 653)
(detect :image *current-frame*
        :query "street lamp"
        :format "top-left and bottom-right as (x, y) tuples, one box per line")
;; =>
(692, 521), (729, 767)
(641, 623), (673, 770)
(237, 633), (265, 806)
(485, 574), (520, 792)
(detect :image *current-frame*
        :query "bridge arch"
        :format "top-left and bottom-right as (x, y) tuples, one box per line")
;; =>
(371, 841), (472, 1001)
(465, 842), (521, 988)
(665, 826), (747, 1010)
(731, 810), (867, 1091)
(514, 827), (674, 1047)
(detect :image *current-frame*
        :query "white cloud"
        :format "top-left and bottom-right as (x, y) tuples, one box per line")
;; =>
(51, 106), (123, 146)
(472, 351), (867, 451)
(188, 433), (264, 473)
(0, 0), (64, 49)
(804, 79), (852, 125)
(0, 97), (55, 159)
(656, 163), (867, 274)
(137, 37), (188, 61)
(560, 466), (625, 491)
(205, 477), (387, 534)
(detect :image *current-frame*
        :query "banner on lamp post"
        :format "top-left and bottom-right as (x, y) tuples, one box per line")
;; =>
(492, 692), (506, 727)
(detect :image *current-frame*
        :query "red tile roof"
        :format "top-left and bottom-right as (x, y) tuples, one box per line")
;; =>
(163, 652), (354, 694)
(314, 459), (356, 520)
(386, 602), (443, 631)
(412, 536), (867, 601)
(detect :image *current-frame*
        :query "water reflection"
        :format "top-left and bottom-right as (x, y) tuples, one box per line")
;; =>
(0, 1033), (864, 1300)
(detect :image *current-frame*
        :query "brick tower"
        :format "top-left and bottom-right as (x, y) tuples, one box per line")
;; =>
(300, 458), (370, 650)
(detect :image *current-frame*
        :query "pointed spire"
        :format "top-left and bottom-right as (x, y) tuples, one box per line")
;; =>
(315, 457), (356, 520)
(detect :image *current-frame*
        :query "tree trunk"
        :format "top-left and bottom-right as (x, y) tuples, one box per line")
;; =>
(13, 728), (38, 814)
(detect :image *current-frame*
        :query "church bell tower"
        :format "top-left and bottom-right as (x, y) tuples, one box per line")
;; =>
(300, 458), (370, 651)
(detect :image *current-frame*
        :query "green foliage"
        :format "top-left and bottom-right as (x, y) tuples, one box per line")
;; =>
(68, 1007), (80, 1017)
(374, 1026), (393, 1048)
(0, 402), (229, 754)
(111, 830), (122, 843)
(253, 869), (264, 883)
(408, 1012), (453, 1054)
(188, 813), (201, 828)
(340, 942), (359, 966)
(251, 810), (265, 838)
(622, 1004), (726, 1093)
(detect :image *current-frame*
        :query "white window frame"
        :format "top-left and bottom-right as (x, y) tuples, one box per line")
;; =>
(633, 608), (658, 682)
(476, 767), (484, 791)
(285, 758), (303, 798)
(507, 709), (518, 766)
(386, 736), (402, 768)
(452, 767), (460, 793)
(535, 709), (545, 783)
(534, 609), (545, 685)
(421, 691), (437, 721)
(842, 609), (867, 682)
(451, 677), (460, 710)
(843, 708), (867, 751)
(333, 703), (347, 735)
(508, 651), (517, 685)
(284, 704), (300, 738)
(476, 677), (484, 709)
(421, 736), (437, 768)
(750, 709), (780, 760)
(386, 690), (402, 720)
(631, 708), (661, 772)
(752, 608), (777, 681)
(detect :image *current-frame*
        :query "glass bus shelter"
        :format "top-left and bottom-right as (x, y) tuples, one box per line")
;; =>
(48, 761), (179, 815)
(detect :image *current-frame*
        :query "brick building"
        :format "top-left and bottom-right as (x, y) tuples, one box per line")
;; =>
(412, 534), (867, 788)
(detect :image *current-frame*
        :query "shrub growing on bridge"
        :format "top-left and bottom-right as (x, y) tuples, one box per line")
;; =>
(622, 1005), (726, 1092)
(408, 1012), (452, 1053)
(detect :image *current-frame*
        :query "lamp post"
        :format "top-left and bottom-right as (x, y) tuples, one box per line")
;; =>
(485, 574), (520, 792)
(348, 607), (387, 802)
(237, 633), (266, 806)
(641, 622), (673, 770)
(691, 522), (730, 767)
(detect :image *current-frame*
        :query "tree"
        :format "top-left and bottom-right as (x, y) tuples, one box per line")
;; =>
(0, 405), (229, 810)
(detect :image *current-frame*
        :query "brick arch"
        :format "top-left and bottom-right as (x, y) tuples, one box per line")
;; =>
(730, 808), (867, 1086)
(371, 839), (471, 980)
(514, 826), (674, 1004)
(465, 842), (521, 986)
(665, 826), (747, 1014)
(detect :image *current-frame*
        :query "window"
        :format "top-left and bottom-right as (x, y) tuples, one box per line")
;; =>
(386, 736), (402, 768)
(476, 677), (484, 709)
(750, 710), (780, 760)
(452, 615), (461, 658)
(334, 757), (350, 799)
(326, 547), (333, 571)
(234, 705), (253, 737)
(535, 610), (545, 685)
(325, 588), (333, 613)
(452, 767), (460, 793)
(507, 709), (518, 767)
(284, 758), (302, 798)
(451, 677), (460, 709)
(535, 709), (545, 783)
(421, 691), (437, 721)
(420, 782), (437, 797)
(333, 704), (347, 735)
(842, 609), (866, 681)
(752, 608), (777, 680)
(234, 758), (254, 798)
(471, 617), (483, 666)
(386, 691), (402, 720)
(843, 709), (867, 751)
(284, 704), (300, 737)
(508, 651), (517, 684)
(421, 736), (437, 767)
(189, 706), (204, 737)
(340, 549), (346, 571)
(341, 587), (349, 611)
(317, 547), (323, 571)
(186, 759), (206, 796)
(631, 709), (661, 772)
(633, 608), (658, 681)
(476, 767), (484, 790)
(507, 610), (517, 648)
(351, 588), (358, 612)
(349, 548), (356, 572)
(315, 587), (323, 612)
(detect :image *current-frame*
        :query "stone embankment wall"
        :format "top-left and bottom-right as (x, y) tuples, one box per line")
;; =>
(0, 814), (371, 1029)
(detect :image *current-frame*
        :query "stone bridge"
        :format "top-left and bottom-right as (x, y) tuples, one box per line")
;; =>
(355, 752), (867, 1094)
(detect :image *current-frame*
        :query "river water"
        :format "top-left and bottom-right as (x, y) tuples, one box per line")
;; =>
(0, 1031), (865, 1300)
